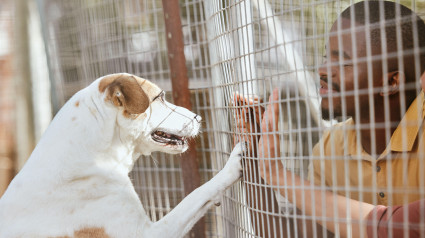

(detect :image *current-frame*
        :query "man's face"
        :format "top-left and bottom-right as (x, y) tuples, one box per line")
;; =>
(319, 18), (382, 120)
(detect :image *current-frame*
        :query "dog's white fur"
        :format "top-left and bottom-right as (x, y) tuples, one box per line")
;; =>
(0, 73), (243, 238)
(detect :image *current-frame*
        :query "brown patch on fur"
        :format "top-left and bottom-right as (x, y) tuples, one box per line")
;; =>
(71, 117), (76, 121)
(75, 101), (80, 107)
(99, 74), (150, 117)
(52, 227), (110, 238)
(74, 227), (110, 238)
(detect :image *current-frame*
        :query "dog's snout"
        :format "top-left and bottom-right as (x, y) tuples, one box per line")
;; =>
(194, 114), (202, 123)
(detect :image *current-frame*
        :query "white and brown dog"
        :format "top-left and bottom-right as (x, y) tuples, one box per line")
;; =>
(0, 73), (243, 238)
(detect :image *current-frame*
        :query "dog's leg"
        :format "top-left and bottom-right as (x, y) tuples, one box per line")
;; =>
(145, 143), (244, 238)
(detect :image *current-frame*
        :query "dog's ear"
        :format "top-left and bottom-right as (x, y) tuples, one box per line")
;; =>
(99, 74), (150, 116)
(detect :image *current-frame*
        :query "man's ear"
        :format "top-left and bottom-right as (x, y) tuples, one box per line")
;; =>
(99, 74), (150, 116)
(380, 71), (404, 96)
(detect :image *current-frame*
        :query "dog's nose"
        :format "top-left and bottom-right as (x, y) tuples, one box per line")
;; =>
(194, 114), (202, 123)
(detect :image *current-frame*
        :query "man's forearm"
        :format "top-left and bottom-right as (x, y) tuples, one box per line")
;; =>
(268, 167), (373, 238)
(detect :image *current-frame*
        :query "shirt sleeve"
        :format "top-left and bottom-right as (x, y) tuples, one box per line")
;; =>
(366, 200), (424, 238)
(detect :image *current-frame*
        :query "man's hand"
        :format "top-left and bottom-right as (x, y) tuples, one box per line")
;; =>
(258, 88), (283, 185)
(232, 92), (265, 154)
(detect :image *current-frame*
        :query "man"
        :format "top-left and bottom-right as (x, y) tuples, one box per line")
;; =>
(258, 71), (425, 237)
(237, 1), (425, 236)
(310, 0), (425, 206)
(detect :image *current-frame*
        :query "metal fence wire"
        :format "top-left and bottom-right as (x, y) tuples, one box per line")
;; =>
(38, 0), (425, 237)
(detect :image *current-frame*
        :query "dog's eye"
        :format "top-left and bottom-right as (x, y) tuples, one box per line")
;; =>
(153, 91), (165, 102)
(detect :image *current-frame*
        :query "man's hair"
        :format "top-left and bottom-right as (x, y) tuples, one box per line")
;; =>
(340, 0), (425, 84)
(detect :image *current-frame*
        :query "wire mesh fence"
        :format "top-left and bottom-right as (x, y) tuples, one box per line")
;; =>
(38, 0), (425, 237)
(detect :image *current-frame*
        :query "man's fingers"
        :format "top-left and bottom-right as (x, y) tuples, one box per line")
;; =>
(267, 89), (279, 130)
(234, 92), (265, 128)
(261, 89), (280, 133)
(234, 92), (260, 106)
(271, 89), (280, 127)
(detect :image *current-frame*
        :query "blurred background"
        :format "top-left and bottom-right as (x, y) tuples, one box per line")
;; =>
(1, 0), (425, 237)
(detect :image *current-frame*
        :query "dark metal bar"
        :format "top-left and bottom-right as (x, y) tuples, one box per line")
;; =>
(161, 1), (205, 237)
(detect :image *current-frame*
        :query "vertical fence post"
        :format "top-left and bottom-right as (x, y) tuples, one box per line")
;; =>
(161, 1), (205, 238)
(0, 1), (15, 196)
(14, 0), (35, 171)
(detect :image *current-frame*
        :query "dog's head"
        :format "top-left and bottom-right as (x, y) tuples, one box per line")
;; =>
(97, 73), (201, 155)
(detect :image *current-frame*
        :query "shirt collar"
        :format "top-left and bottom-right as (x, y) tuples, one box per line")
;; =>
(346, 91), (424, 160)
(387, 91), (425, 153)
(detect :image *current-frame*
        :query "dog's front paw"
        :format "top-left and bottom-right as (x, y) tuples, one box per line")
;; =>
(220, 142), (245, 184)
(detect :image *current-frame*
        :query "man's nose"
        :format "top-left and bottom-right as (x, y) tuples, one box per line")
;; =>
(318, 60), (336, 80)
